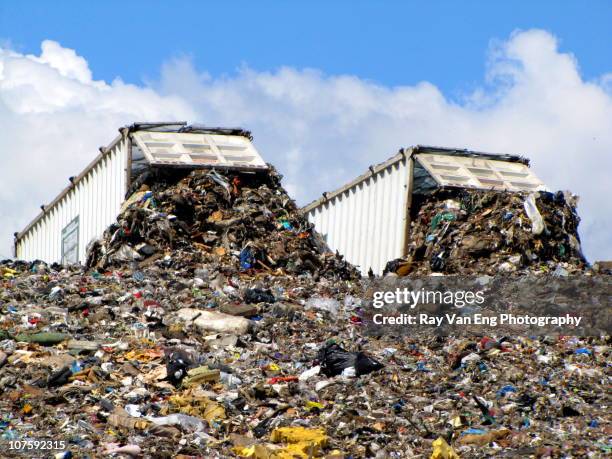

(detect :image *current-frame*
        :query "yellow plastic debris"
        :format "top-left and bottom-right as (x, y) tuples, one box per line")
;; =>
(181, 366), (221, 387)
(124, 348), (164, 362)
(270, 426), (328, 457)
(430, 437), (460, 459)
(232, 445), (256, 458)
(270, 426), (327, 447)
(1, 267), (18, 278)
(233, 442), (323, 459)
(168, 392), (226, 425)
(304, 400), (325, 411)
(233, 428), (329, 459)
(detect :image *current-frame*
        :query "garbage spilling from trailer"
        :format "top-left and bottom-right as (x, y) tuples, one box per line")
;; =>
(1, 149), (609, 457)
(384, 188), (588, 276)
(86, 166), (357, 281)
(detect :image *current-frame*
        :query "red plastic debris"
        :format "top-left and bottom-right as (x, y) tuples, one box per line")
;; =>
(267, 376), (299, 384)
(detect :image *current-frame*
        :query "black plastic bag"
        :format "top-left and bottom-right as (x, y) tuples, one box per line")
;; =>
(317, 343), (383, 377)
(244, 288), (275, 304)
(47, 366), (72, 387)
(383, 258), (403, 275)
(355, 352), (385, 375)
(165, 349), (193, 386)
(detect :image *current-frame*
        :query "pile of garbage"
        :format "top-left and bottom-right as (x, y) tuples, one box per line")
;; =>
(0, 168), (609, 458)
(1, 258), (609, 458)
(385, 189), (588, 276)
(86, 167), (358, 281)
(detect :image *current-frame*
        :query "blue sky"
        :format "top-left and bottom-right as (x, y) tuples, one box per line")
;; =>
(1, 1), (610, 95)
(0, 2), (611, 261)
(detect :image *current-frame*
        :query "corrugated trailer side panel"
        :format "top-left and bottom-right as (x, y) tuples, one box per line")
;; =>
(305, 157), (410, 275)
(16, 137), (128, 264)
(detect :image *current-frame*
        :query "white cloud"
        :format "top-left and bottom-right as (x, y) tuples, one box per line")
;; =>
(0, 30), (610, 261)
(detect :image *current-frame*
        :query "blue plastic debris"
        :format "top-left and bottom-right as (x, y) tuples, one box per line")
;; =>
(497, 385), (517, 397)
(239, 247), (255, 270)
(522, 417), (531, 428)
(462, 428), (487, 435)
(575, 348), (592, 355)
(393, 399), (406, 413)
(70, 361), (83, 374)
(416, 361), (430, 372)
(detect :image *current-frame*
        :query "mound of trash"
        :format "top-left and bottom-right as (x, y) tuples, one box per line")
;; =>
(0, 167), (609, 458)
(86, 166), (358, 281)
(0, 258), (609, 458)
(385, 189), (588, 276)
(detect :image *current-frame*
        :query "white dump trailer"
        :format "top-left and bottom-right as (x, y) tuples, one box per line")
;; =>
(14, 122), (267, 264)
(302, 146), (546, 275)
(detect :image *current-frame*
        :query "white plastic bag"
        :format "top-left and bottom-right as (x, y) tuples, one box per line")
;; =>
(523, 193), (545, 235)
(305, 296), (340, 315)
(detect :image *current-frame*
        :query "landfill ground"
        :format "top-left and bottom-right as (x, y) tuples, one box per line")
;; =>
(0, 167), (610, 458)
